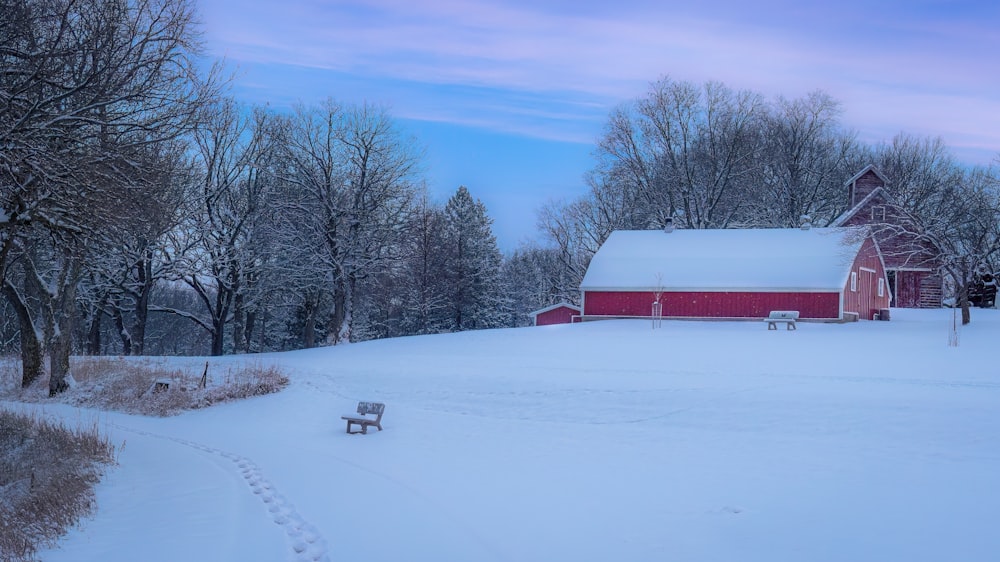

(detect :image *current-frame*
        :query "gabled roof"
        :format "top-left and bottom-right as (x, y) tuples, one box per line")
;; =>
(530, 302), (581, 317)
(580, 227), (869, 292)
(831, 186), (893, 227)
(843, 164), (888, 186)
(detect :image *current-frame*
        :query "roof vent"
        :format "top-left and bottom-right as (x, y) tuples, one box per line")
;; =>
(663, 217), (675, 234)
(800, 214), (812, 230)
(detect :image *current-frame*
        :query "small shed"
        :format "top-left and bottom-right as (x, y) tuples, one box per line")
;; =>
(531, 303), (581, 326)
(579, 226), (891, 321)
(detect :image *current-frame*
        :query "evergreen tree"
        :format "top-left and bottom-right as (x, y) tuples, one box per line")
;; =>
(502, 246), (568, 327)
(442, 186), (508, 330)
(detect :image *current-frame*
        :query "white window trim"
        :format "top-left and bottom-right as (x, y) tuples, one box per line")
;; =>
(851, 271), (858, 292)
(878, 277), (885, 297)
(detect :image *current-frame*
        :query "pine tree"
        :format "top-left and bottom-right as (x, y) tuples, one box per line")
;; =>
(442, 186), (508, 331)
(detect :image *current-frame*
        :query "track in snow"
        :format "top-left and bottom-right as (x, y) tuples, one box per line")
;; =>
(111, 423), (331, 562)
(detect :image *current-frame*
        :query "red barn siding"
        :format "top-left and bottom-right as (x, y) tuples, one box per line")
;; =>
(534, 306), (579, 326)
(848, 169), (885, 207)
(583, 290), (841, 319)
(843, 237), (892, 319)
(837, 180), (942, 308)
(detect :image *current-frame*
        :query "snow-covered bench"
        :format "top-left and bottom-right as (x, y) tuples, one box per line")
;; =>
(341, 401), (385, 434)
(765, 310), (799, 330)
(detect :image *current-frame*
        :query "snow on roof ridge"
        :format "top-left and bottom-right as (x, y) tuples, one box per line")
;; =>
(580, 226), (868, 291)
(843, 164), (888, 186)
(530, 302), (581, 316)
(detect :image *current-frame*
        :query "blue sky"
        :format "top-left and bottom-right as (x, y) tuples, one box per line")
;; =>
(197, 0), (1000, 249)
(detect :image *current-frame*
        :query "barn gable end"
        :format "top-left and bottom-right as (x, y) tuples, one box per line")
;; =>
(531, 303), (581, 326)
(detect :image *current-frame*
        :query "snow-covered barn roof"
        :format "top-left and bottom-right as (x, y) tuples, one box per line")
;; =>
(530, 302), (581, 317)
(580, 227), (869, 292)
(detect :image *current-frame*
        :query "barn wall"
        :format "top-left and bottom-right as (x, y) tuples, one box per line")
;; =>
(849, 169), (885, 207)
(843, 237), (892, 319)
(534, 307), (579, 326)
(583, 291), (841, 319)
(838, 189), (942, 308)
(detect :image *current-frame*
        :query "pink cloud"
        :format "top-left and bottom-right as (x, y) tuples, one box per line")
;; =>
(199, 0), (1000, 163)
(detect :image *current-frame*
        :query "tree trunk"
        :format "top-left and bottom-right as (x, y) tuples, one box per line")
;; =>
(114, 308), (133, 356)
(3, 282), (44, 388)
(233, 293), (246, 353)
(328, 283), (347, 345)
(960, 284), (972, 326)
(132, 280), (151, 355)
(86, 305), (103, 355)
(244, 309), (257, 352)
(211, 318), (225, 356)
(48, 257), (80, 395)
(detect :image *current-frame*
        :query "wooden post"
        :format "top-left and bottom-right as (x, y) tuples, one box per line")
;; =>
(199, 362), (208, 389)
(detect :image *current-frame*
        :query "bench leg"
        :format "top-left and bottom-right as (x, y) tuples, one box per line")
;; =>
(787, 322), (796, 330)
(361, 424), (368, 435)
(767, 322), (776, 330)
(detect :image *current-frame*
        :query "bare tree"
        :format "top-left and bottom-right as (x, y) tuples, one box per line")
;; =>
(754, 91), (861, 227)
(278, 100), (420, 344)
(76, 141), (192, 355)
(396, 194), (451, 334)
(638, 78), (766, 228)
(897, 167), (1000, 324)
(0, 0), (218, 390)
(168, 100), (276, 356)
(874, 134), (964, 219)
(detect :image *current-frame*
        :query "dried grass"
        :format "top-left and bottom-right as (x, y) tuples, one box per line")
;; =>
(0, 410), (115, 562)
(0, 358), (289, 559)
(8, 358), (289, 417)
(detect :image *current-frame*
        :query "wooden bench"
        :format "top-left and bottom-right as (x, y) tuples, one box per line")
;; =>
(765, 310), (799, 330)
(341, 401), (385, 434)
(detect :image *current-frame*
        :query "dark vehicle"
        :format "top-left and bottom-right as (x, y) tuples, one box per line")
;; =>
(969, 274), (998, 308)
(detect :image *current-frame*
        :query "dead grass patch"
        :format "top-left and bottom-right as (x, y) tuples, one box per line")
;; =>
(0, 409), (115, 562)
(8, 357), (290, 417)
(0, 358), (288, 559)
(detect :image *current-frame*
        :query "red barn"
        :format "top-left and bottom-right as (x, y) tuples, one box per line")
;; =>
(531, 303), (581, 326)
(579, 226), (891, 321)
(833, 165), (944, 308)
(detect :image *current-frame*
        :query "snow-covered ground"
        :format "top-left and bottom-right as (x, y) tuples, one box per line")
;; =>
(7, 308), (999, 562)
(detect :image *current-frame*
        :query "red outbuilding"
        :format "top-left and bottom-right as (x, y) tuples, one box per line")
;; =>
(579, 226), (891, 322)
(531, 303), (581, 326)
(832, 165), (944, 308)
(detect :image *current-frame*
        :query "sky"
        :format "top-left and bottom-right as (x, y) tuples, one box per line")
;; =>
(195, 0), (1000, 249)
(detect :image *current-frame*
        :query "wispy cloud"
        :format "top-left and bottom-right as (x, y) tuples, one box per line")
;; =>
(199, 0), (1000, 163)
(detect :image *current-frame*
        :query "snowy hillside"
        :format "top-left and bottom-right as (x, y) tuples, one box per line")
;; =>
(8, 308), (1000, 562)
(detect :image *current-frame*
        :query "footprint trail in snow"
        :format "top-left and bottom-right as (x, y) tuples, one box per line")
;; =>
(112, 424), (331, 562)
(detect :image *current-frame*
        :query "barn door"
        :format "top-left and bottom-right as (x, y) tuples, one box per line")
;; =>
(895, 271), (922, 308)
(860, 269), (875, 319)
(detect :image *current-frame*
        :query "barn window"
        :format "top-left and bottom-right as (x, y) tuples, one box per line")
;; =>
(851, 271), (858, 292)
(878, 277), (885, 297)
(871, 205), (886, 222)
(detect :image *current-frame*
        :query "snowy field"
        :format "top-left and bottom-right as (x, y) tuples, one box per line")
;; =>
(6, 308), (999, 562)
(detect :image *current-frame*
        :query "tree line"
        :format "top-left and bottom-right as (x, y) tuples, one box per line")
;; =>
(538, 77), (1000, 323)
(2, 1), (998, 395)
(0, 0), (525, 394)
